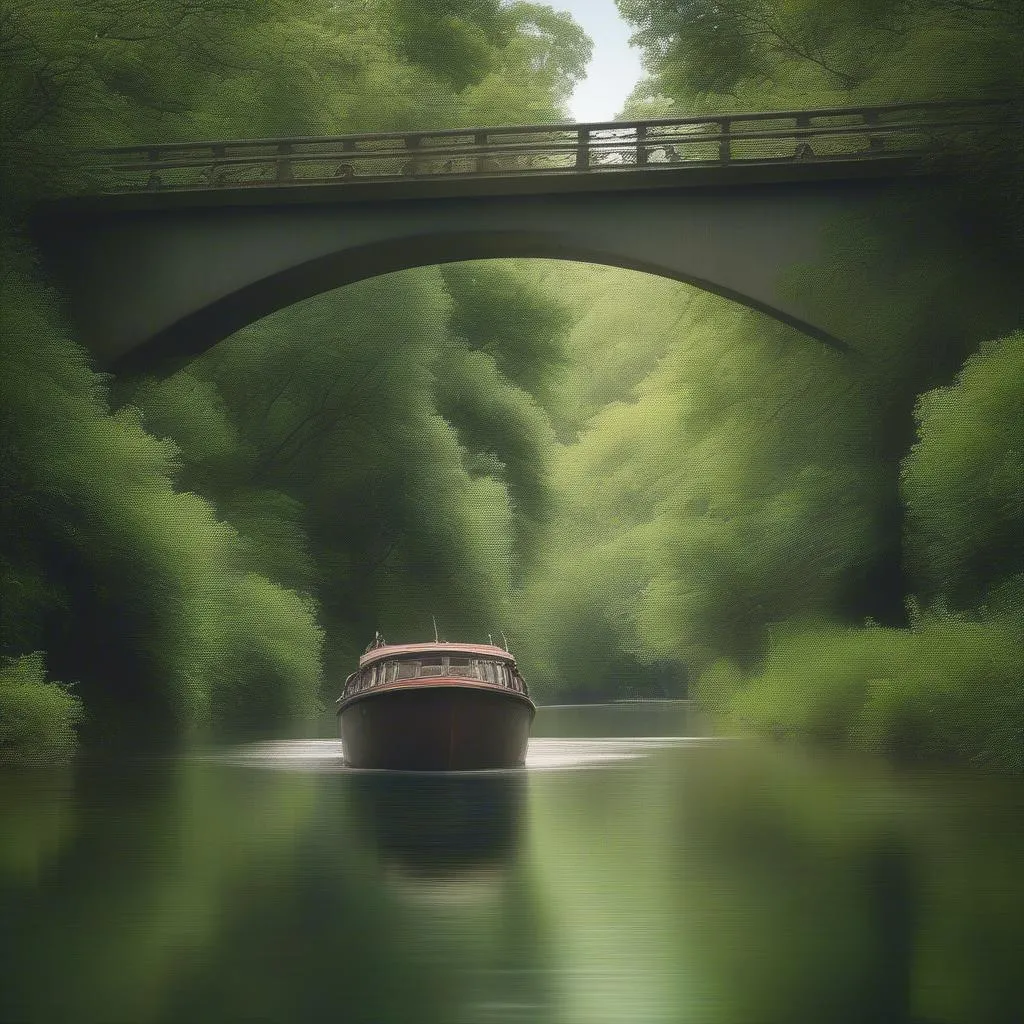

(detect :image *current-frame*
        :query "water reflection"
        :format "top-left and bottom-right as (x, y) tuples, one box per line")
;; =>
(344, 770), (556, 1023)
(0, 767), (76, 883)
(0, 719), (1021, 1024)
(200, 734), (706, 772)
(346, 769), (525, 879)
(0, 759), (320, 1024)
(158, 772), (544, 1024)
(531, 699), (703, 739)
(654, 747), (923, 1024)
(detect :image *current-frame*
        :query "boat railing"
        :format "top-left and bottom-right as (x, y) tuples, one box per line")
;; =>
(342, 655), (529, 698)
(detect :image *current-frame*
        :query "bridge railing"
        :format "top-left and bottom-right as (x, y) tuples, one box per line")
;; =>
(81, 100), (1013, 193)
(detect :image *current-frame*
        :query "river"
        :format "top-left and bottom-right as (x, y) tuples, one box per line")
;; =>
(0, 703), (1021, 1023)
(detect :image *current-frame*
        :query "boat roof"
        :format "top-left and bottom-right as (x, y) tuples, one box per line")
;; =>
(359, 642), (516, 668)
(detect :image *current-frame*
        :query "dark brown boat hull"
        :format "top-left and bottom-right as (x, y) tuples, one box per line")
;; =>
(338, 684), (534, 770)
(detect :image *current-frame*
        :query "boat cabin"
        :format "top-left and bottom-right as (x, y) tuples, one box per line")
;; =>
(340, 644), (529, 701)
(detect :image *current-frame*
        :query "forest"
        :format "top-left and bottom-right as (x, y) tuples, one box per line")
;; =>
(0, 0), (1021, 768)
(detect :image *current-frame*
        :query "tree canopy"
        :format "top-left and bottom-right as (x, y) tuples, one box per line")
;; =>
(0, 0), (1021, 769)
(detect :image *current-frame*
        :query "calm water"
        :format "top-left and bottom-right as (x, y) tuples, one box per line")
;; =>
(1, 704), (1022, 1024)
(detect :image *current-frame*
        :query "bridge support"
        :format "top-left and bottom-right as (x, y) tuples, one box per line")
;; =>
(33, 177), (928, 373)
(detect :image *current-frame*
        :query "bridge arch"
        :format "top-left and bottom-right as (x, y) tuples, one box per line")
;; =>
(115, 225), (860, 375)
(36, 179), (917, 373)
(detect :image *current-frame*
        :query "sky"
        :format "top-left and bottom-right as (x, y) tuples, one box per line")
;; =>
(549, 0), (646, 122)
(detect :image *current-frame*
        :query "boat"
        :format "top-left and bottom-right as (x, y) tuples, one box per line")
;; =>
(336, 638), (536, 770)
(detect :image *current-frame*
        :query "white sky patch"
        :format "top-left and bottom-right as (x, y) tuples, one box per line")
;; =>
(550, 0), (646, 122)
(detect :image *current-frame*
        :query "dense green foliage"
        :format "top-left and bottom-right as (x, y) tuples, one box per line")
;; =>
(0, 247), (323, 748)
(702, 331), (1024, 770)
(0, 0), (588, 754)
(0, 654), (81, 763)
(0, 0), (1020, 766)
(903, 330), (1024, 607)
(616, 0), (1022, 105)
(604, 0), (1023, 761)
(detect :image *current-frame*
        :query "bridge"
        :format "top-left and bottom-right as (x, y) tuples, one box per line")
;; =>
(31, 100), (1009, 372)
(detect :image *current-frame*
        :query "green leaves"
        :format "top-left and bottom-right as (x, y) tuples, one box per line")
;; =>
(380, 0), (505, 89)
(3, 0), (1020, 769)
(721, 613), (1024, 770)
(615, 0), (1023, 117)
(903, 330), (1024, 606)
(0, 244), (325, 751)
(0, 654), (82, 763)
(441, 262), (574, 403)
(0, 0), (598, 754)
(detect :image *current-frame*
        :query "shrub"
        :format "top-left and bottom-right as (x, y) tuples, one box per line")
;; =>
(0, 654), (82, 763)
(717, 612), (1024, 770)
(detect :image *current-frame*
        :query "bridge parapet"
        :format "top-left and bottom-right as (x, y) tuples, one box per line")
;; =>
(82, 100), (1011, 195)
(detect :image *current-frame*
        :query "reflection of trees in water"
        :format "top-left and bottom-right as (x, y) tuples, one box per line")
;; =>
(663, 746), (1024, 1024)
(662, 747), (921, 1024)
(0, 762), (556, 1024)
(1, 749), (1020, 1024)
(0, 766), (76, 884)
(157, 771), (556, 1024)
(908, 780), (1024, 1024)
(0, 761), (317, 1024)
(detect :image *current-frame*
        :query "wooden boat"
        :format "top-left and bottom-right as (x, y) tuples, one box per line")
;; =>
(336, 639), (535, 770)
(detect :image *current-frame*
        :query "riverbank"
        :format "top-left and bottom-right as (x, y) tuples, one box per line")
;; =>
(698, 612), (1024, 772)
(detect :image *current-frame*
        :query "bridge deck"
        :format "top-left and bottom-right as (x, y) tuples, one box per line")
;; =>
(79, 99), (1011, 201)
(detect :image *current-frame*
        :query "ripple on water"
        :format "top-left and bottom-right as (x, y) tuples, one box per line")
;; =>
(195, 736), (723, 773)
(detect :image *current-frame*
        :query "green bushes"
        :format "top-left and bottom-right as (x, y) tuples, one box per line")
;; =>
(0, 249), (324, 754)
(206, 575), (324, 741)
(710, 331), (1024, 771)
(0, 655), (82, 763)
(606, 0), (1024, 770)
(903, 330), (1024, 607)
(719, 613), (1024, 770)
(0, 0), (595, 758)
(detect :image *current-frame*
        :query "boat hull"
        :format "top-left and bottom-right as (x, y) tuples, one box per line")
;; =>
(338, 683), (534, 771)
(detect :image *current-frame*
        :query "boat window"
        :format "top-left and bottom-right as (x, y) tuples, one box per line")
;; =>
(348, 657), (526, 692)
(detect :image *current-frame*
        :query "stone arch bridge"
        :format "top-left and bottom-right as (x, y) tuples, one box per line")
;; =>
(30, 100), (1006, 373)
